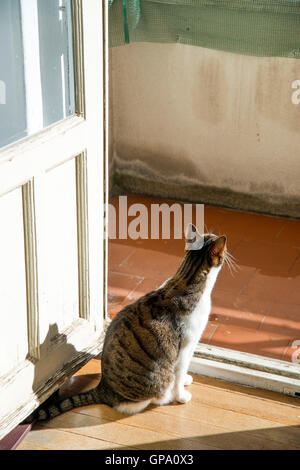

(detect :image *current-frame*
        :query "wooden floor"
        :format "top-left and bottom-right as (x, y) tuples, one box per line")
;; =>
(17, 357), (300, 450)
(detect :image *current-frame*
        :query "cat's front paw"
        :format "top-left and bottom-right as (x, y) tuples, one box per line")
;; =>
(175, 390), (192, 404)
(184, 374), (193, 386)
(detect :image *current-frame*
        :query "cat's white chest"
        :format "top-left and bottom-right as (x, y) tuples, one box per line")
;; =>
(183, 266), (221, 345)
(183, 294), (211, 345)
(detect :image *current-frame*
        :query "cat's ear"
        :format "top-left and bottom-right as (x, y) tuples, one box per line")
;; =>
(209, 235), (227, 264)
(185, 223), (204, 251)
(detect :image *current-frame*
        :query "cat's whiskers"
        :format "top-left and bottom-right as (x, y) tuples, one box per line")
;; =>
(224, 257), (234, 276)
(227, 252), (238, 268)
(224, 250), (239, 276)
(226, 251), (238, 262)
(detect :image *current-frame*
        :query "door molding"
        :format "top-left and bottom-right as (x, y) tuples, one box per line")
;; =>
(72, 0), (85, 118)
(22, 180), (40, 360)
(75, 151), (90, 322)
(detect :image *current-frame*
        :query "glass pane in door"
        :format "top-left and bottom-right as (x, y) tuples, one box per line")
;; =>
(0, 0), (75, 149)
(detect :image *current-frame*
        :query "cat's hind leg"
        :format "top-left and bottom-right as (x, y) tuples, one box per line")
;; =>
(151, 382), (174, 406)
(114, 399), (151, 415)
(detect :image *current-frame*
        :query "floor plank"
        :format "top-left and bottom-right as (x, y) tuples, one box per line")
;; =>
(40, 411), (213, 450)
(187, 379), (300, 426)
(16, 441), (49, 451)
(17, 425), (136, 451)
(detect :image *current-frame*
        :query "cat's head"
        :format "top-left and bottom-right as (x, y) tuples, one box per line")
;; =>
(184, 223), (227, 270)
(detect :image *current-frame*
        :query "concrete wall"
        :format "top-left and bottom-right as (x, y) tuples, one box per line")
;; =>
(109, 43), (300, 217)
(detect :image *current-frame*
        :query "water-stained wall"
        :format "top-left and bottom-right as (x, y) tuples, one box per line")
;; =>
(109, 44), (300, 217)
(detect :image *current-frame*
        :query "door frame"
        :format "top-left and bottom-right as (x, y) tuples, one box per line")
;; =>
(190, 343), (300, 397)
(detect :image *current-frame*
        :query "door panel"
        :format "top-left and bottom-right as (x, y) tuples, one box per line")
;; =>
(43, 159), (79, 332)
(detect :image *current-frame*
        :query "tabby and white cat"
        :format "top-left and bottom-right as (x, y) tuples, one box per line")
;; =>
(31, 224), (227, 420)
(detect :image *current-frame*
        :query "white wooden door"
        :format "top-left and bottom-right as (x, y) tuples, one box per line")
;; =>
(0, 0), (106, 439)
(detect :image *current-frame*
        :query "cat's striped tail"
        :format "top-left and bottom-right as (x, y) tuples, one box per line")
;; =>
(24, 386), (105, 423)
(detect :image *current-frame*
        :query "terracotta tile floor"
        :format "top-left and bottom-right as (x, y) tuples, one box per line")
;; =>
(108, 195), (300, 363)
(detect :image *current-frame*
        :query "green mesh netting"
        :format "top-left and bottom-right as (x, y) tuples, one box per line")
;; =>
(109, 0), (300, 58)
